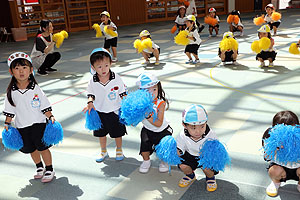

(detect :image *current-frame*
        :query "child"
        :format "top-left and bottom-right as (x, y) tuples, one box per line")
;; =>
(229, 10), (244, 37)
(177, 104), (218, 191)
(264, 4), (281, 36)
(256, 25), (276, 67)
(83, 48), (127, 162)
(262, 111), (300, 197)
(3, 52), (56, 182)
(208, 8), (220, 37)
(139, 30), (160, 65)
(218, 32), (238, 65)
(184, 15), (201, 64)
(99, 11), (118, 62)
(136, 72), (173, 173)
(175, 5), (187, 32)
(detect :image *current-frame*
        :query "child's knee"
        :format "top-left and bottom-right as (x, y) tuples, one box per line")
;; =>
(296, 168), (300, 177)
(203, 168), (215, 177)
(269, 165), (285, 177)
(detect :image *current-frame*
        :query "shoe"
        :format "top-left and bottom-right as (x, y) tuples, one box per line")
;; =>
(266, 182), (280, 197)
(139, 160), (151, 173)
(185, 59), (192, 64)
(209, 35), (212, 38)
(112, 57), (118, 62)
(192, 59), (200, 64)
(178, 175), (196, 188)
(34, 167), (45, 179)
(142, 61), (150, 65)
(207, 179), (217, 192)
(95, 151), (109, 163)
(45, 68), (57, 72)
(154, 61), (160, 66)
(259, 62), (265, 68)
(37, 69), (48, 76)
(240, 32), (244, 37)
(115, 149), (124, 161)
(220, 62), (225, 66)
(41, 171), (55, 183)
(268, 63), (274, 67)
(158, 161), (169, 173)
(232, 61), (238, 65)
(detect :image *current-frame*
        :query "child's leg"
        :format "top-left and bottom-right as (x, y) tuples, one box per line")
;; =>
(185, 52), (192, 60)
(297, 168), (300, 192)
(99, 136), (107, 151)
(258, 57), (265, 67)
(40, 149), (52, 166)
(203, 168), (217, 192)
(232, 50), (238, 61)
(209, 27), (213, 36)
(214, 27), (219, 35)
(229, 24), (234, 32)
(153, 48), (160, 62)
(178, 164), (196, 187)
(115, 137), (122, 149)
(192, 53), (199, 61)
(220, 51), (226, 62)
(141, 51), (150, 62)
(266, 165), (285, 196)
(139, 151), (151, 173)
(141, 151), (150, 161)
(268, 58), (274, 67)
(31, 150), (42, 164)
(179, 164), (193, 175)
(111, 47), (117, 59)
(273, 26), (277, 35)
(115, 137), (124, 161)
(40, 149), (55, 182)
(105, 48), (111, 53)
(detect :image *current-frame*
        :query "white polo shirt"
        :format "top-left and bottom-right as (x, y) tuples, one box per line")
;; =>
(87, 71), (127, 113)
(264, 14), (281, 23)
(175, 15), (186, 25)
(143, 41), (160, 54)
(186, 26), (201, 45)
(176, 124), (217, 156)
(3, 81), (51, 129)
(100, 21), (118, 39)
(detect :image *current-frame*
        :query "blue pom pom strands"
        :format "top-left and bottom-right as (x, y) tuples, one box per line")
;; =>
(85, 108), (102, 131)
(2, 126), (24, 150)
(198, 139), (231, 172)
(155, 135), (182, 168)
(120, 89), (156, 126)
(263, 124), (300, 165)
(42, 121), (64, 146)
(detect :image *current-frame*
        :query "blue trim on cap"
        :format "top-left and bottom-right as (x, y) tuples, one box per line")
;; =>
(90, 48), (112, 59)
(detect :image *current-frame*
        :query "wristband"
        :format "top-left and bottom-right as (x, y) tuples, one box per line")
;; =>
(49, 115), (54, 120)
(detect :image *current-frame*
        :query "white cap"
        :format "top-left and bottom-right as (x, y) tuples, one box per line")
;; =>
(139, 30), (151, 37)
(223, 31), (234, 39)
(265, 4), (274, 10)
(185, 15), (196, 22)
(182, 104), (208, 125)
(7, 52), (32, 67)
(258, 25), (271, 33)
(136, 72), (159, 89)
(209, 8), (216, 13)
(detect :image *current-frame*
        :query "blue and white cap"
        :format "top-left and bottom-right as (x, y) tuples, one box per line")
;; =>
(136, 72), (159, 89)
(90, 48), (112, 74)
(182, 104), (208, 125)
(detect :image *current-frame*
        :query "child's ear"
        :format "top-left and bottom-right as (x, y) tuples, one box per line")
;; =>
(91, 65), (96, 70)
(30, 67), (33, 74)
(9, 68), (13, 76)
(182, 122), (187, 128)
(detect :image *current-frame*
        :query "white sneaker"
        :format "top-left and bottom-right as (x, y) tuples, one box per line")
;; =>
(266, 182), (280, 197)
(112, 57), (118, 62)
(240, 32), (244, 37)
(232, 61), (238, 65)
(142, 61), (150, 65)
(209, 35), (212, 38)
(34, 167), (45, 179)
(96, 151), (109, 163)
(158, 161), (169, 173)
(41, 171), (55, 183)
(139, 160), (151, 173)
(220, 62), (225, 66)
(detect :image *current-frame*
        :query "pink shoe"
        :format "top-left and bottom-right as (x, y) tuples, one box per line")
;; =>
(34, 167), (45, 179)
(41, 171), (55, 183)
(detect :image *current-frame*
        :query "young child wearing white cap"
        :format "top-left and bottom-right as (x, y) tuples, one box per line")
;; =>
(136, 72), (173, 174)
(176, 104), (218, 191)
(264, 4), (281, 36)
(208, 7), (220, 37)
(139, 30), (160, 66)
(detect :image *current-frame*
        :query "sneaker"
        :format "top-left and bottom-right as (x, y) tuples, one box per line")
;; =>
(192, 59), (200, 64)
(41, 171), (55, 183)
(142, 60), (150, 65)
(158, 161), (169, 173)
(266, 182), (280, 197)
(95, 151), (109, 163)
(115, 149), (124, 161)
(178, 175), (196, 188)
(209, 35), (212, 38)
(240, 31), (244, 37)
(232, 61), (238, 65)
(139, 160), (151, 174)
(269, 63), (274, 67)
(220, 62), (225, 66)
(207, 180), (217, 192)
(154, 61), (160, 66)
(37, 69), (48, 76)
(259, 62), (265, 68)
(185, 59), (192, 64)
(112, 57), (118, 62)
(45, 68), (57, 72)
(34, 167), (45, 179)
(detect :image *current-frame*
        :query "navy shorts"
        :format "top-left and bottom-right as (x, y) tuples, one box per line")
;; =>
(185, 44), (200, 55)
(104, 37), (118, 48)
(256, 51), (277, 61)
(268, 162), (299, 182)
(268, 22), (280, 30)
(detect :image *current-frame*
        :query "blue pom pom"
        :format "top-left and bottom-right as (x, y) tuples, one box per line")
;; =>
(198, 139), (231, 172)
(2, 126), (23, 150)
(263, 124), (300, 165)
(42, 121), (64, 146)
(120, 89), (156, 126)
(85, 108), (102, 130)
(155, 135), (182, 166)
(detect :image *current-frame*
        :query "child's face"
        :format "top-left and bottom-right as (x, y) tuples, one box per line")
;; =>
(141, 36), (147, 40)
(179, 8), (185, 16)
(266, 8), (273, 15)
(101, 15), (109, 23)
(92, 57), (111, 78)
(10, 64), (32, 82)
(43, 22), (53, 34)
(209, 12), (215, 17)
(184, 123), (207, 140)
(147, 84), (158, 99)
(185, 20), (192, 27)
(259, 32), (268, 38)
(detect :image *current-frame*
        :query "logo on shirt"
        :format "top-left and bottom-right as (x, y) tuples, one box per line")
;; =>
(31, 94), (41, 108)
(108, 86), (119, 100)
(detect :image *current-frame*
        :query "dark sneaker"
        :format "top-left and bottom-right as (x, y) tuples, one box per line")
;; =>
(37, 70), (48, 76)
(45, 68), (57, 72)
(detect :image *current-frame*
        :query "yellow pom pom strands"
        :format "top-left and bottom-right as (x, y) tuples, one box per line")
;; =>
(251, 41), (261, 53)
(52, 30), (68, 48)
(174, 30), (189, 46)
(104, 25), (118, 37)
(141, 38), (152, 49)
(259, 37), (271, 51)
(219, 38), (238, 51)
(133, 39), (143, 53)
(253, 15), (265, 26)
(271, 12), (281, 21)
(289, 43), (300, 55)
(92, 23), (102, 38)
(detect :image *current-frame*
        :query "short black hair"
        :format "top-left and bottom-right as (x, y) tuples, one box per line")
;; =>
(272, 111), (299, 126)
(90, 51), (112, 66)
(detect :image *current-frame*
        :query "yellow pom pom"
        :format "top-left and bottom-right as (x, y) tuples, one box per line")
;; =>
(104, 25), (118, 37)
(230, 38), (239, 50)
(133, 39), (143, 53)
(141, 38), (152, 50)
(251, 41), (261, 53)
(52, 32), (64, 48)
(253, 16), (265, 26)
(60, 30), (68, 39)
(289, 43), (300, 55)
(219, 38), (238, 51)
(174, 30), (189, 46)
(271, 12), (281, 21)
(92, 23), (102, 38)
(259, 37), (271, 51)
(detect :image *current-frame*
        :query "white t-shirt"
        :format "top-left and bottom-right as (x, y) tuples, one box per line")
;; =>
(232, 18), (243, 27)
(186, 0), (197, 17)
(264, 13), (281, 23)
(143, 41), (160, 54)
(186, 26), (201, 45)
(175, 15), (186, 25)
(142, 99), (169, 132)
(176, 125), (217, 156)
(3, 82), (51, 128)
(100, 21), (118, 39)
(87, 71), (127, 113)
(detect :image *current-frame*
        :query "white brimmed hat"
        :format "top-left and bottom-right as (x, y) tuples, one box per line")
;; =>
(139, 30), (151, 37)
(209, 7), (216, 13)
(185, 15), (196, 22)
(182, 104), (208, 125)
(100, 11), (110, 18)
(7, 52), (32, 67)
(136, 72), (159, 89)
(223, 31), (234, 39)
(258, 25), (271, 33)
(265, 4), (274, 10)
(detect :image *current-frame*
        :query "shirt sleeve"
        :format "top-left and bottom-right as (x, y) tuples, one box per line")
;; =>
(216, 16), (220, 22)
(37, 86), (52, 114)
(110, 22), (117, 30)
(35, 37), (47, 53)
(3, 95), (16, 118)
(176, 131), (186, 154)
(192, 30), (201, 44)
(175, 16), (179, 23)
(86, 79), (95, 99)
(117, 75), (127, 98)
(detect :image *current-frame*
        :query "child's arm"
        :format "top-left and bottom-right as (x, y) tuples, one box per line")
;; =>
(82, 96), (96, 114)
(297, 40), (300, 47)
(270, 38), (275, 48)
(3, 116), (12, 131)
(44, 111), (55, 124)
(146, 102), (166, 127)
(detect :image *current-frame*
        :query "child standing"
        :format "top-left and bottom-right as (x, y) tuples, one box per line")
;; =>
(3, 52), (56, 182)
(177, 104), (218, 191)
(229, 10), (244, 37)
(264, 4), (281, 36)
(184, 15), (201, 64)
(208, 8), (220, 37)
(139, 30), (160, 65)
(99, 11), (118, 62)
(136, 72), (173, 174)
(175, 5), (187, 32)
(83, 48), (127, 162)
(262, 111), (300, 197)
(256, 25), (276, 67)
